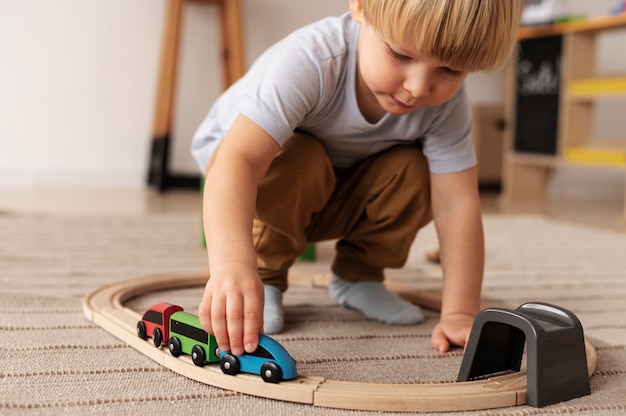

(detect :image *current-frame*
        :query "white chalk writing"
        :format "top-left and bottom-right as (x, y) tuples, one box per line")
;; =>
(517, 58), (560, 96)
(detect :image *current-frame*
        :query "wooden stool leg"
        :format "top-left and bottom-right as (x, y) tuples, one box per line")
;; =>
(148, 0), (186, 190)
(220, 0), (245, 87)
(148, 0), (245, 190)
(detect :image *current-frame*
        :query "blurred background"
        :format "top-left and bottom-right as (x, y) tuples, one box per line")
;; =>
(0, 0), (624, 220)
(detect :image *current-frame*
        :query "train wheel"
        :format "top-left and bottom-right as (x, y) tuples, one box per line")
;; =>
(261, 362), (281, 383)
(168, 337), (182, 357)
(220, 354), (240, 375)
(192, 345), (206, 366)
(136, 321), (147, 339)
(152, 328), (163, 348)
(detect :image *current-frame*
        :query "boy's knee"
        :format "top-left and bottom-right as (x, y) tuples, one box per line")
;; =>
(382, 145), (430, 190)
(380, 146), (432, 221)
(280, 133), (326, 161)
(399, 145), (429, 172)
(285, 132), (326, 155)
(261, 133), (334, 190)
(256, 133), (335, 228)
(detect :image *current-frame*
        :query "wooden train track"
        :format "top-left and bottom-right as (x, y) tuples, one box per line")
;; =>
(83, 272), (597, 412)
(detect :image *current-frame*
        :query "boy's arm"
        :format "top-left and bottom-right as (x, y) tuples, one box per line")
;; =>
(429, 166), (484, 353)
(199, 114), (280, 357)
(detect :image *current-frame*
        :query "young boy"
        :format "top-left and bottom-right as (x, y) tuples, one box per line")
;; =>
(192, 0), (523, 357)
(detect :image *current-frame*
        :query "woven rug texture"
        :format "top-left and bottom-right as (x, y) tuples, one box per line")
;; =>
(0, 212), (625, 415)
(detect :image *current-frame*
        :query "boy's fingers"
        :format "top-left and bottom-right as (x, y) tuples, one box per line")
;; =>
(431, 325), (450, 353)
(243, 296), (262, 353)
(437, 340), (451, 353)
(198, 294), (213, 335)
(210, 295), (229, 353)
(226, 296), (245, 356)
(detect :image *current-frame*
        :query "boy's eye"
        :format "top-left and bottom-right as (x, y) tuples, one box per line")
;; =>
(387, 46), (412, 62)
(440, 67), (464, 77)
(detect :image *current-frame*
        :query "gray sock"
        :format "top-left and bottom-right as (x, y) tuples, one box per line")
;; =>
(328, 274), (424, 325)
(263, 285), (284, 334)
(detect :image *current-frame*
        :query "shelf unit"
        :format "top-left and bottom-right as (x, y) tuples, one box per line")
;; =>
(502, 14), (626, 223)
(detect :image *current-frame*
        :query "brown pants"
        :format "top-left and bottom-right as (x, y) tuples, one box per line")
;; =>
(253, 133), (433, 291)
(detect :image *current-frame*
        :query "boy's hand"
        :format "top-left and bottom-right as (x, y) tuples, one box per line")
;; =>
(198, 266), (264, 356)
(431, 313), (475, 353)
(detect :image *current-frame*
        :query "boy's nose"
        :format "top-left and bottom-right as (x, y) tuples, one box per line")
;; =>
(403, 71), (432, 98)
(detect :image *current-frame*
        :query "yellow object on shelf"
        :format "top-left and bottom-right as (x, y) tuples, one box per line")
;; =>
(565, 147), (626, 166)
(569, 77), (626, 97)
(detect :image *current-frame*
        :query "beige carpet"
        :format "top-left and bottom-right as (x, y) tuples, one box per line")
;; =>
(1, 212), (625, 415)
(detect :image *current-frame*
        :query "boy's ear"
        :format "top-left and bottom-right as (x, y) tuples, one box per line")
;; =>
(349, 0), (365, 23)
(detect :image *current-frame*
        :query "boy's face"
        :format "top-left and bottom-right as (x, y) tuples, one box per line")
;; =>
(351, 3), (468, 121)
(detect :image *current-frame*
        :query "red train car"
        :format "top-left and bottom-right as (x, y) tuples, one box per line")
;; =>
(137, 302), (183, 347)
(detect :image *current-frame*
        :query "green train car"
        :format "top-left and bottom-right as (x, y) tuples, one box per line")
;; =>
(166, 311), (220, 366)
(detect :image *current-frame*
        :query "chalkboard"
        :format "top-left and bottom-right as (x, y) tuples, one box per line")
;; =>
(514, 35), (562, 155)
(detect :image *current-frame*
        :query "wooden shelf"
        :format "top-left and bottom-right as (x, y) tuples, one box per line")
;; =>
(509, 152), (558, 167)
(565, 145), (626, 168)
(518, 13), (626, 39)
(569, 76), (626, 100)
(503, 13), (626, 224)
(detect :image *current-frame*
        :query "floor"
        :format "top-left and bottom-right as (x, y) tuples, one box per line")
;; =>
(0, 188), (623, 232)
(482, 191), (625, 231)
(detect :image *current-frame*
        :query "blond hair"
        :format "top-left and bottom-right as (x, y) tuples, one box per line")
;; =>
(361, 0), (524, 72)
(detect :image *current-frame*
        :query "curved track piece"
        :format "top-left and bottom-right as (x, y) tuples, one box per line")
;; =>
(83, 272), (597, 412)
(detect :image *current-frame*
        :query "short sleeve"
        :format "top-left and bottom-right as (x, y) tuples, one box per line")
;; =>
(236, 45), (325, 147)
(421, 86), (476, 174)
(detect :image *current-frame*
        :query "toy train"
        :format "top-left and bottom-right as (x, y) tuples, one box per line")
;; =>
(136, 302), (298, 383)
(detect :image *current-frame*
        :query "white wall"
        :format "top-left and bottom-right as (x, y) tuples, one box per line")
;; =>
(0, 0), (349, 188)
(0, 0), (165, 188)
(1, 0), (624, 190)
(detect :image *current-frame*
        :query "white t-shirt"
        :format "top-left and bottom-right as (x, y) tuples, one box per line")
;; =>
(191, 12), (475, 174)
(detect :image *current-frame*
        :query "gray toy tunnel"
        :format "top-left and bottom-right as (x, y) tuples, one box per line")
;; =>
(457, 302), (591, 408)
